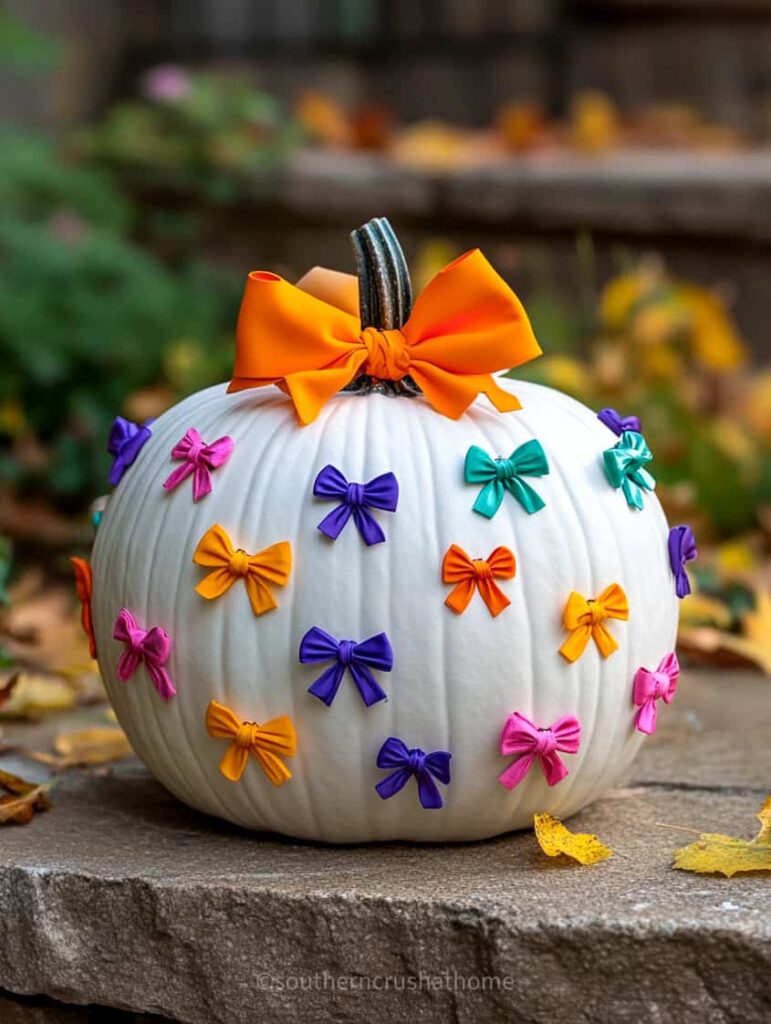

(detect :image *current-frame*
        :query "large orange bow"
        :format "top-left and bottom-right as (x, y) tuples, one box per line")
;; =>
(70, 556), (96, 658)
(205, 700), (296, 784)
(229, 249), (541, 425)
(193, 524), (291, 617)
(442, 543), (516, 617)
(559, 583), (629, 662)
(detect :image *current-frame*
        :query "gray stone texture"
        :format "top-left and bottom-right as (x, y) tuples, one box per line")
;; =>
(0, 671), (769, 1023)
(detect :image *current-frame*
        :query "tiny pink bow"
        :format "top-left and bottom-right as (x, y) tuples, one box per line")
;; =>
(633, 652), (679, 735)
(163, 428), (234, 502)
(498, 712), (581, 790)
(112, 608), (176, 701)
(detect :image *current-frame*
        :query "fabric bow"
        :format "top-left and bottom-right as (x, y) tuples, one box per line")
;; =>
(112, 608), (175, 701)
(70, 556), (96, 659)
(668, 524), (698, 599)
(442, 544), (516, 617)
(499, 712), (581, 789)
(107, 416), (153, 486)
(597, 408), (642, 436)
(375, 736), (452, 809)
(229, 249), (542, 425)
(313, 465), (398, 545)
(163, 428), (234, 502)
(205, 699), (296, 784)
(465, 439), (549, 518)
(299, 626), (393, 706)
(193, 524), (291, 617)
(559, 583), (629, 662)
(603, 430), (655, 510)
(633, 652), (680, 735)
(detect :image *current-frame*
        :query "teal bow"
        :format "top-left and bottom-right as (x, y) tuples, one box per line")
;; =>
(465, 440), (549, 518)
(603, 430), (655, 510)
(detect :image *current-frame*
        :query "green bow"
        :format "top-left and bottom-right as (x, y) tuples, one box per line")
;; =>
(603, 430), (655, 510)
(465, 440), (549, 519)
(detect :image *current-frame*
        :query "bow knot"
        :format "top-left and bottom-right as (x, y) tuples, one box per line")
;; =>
(597, 407), (642, 436)
(603, 430), (655, 510)
(163, 428), (234, 502)
(442, 544), (516, 617)
(205, 700), (296, 784)
(193, 524), (292, 617)
(112, 608), (175, 701)
(313, 464), (399, 545)
(499, 712), (581, 790)
(559, 583), (629, 662)
(633, 652), (679, 734)
(299, 626), (393, 706)
(464, 440), (549, 518)
(107, 416), (153, 486)
(375, 736), (452, 809)
(228, 249), (542, 424)
(70, 557), (96, 659)
(361, 326), (411, 380)
(668, 524), (698, 599)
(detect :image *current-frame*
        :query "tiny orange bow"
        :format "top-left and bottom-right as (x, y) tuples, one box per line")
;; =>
(559, 583), (629, 662)
(229, 249), (541, 425)
(442, 543), (516, 617)
(193, 524), (291, 617)
(205, 699), (296, 784)
(70, 556), (96, 658)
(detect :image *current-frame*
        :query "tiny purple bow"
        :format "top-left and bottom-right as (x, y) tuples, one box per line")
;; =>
(375, 737), (451, 809)
(299, 626), (392, 706)
(112, 608), (175, 701)
(499, 712), (581, 789)
(163, 428), (234, 502)
(107, 416), (153, 486)
(597, 408), (642, 436)
(668, 524), (698, 598)
(633, 652), (679, 735)
(313, 465), (398, 545)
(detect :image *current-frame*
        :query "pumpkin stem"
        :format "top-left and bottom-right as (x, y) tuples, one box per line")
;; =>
(351, 217), (413, 330)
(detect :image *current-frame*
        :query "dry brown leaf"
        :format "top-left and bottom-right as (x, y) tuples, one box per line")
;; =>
(0, 673), (18, 708)
(32, 726), (132, 769)
(672, 796), (771, 877)
(534, 813), (614, 865)
(0, 767), (52, 824)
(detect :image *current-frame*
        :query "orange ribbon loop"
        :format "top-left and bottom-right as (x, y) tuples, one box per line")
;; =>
(229, 249), (542, 425)
(442, 543), (516, 617)
(559, 583), (629, 662)
(193, 524), (292, 617)
(70, 556), (97, 659)
(205, 700), (296, 784)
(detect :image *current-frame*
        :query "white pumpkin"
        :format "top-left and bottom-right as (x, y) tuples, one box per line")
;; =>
(91, 367), (678, 841)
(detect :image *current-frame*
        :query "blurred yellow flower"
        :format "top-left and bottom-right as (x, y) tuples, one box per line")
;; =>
(570, 91), (620, 154)
(600, 272), (648, 331)
(743, 370), (771, 442)
(637, 343), (684, 382)
(0, 399), (26, 436)
(714, 539), (757, 577)
(710, 417), (757, 464)
(676, 284), (747, 373)
(536, 355), (591, 396)
(631, 302), (688, 346)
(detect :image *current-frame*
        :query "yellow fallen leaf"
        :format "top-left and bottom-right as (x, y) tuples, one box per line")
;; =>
(0, 672), (78, 719)
(32, 726), (132, 768)
(0, 768), (52, 824)
(683, 591), (771, 677)
(673, 796), (771, 877)
(534, 813), (613, 865)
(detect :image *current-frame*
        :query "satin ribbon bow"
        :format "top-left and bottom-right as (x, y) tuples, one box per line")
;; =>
(299, 626), (393, 707)
(193, 524), (291, 617)
(597, 407), (642, 436)
(633, 652), (680, 735)
(559, 583), (629, 662)
(107, 416), (153, 486)
(229, 249), (542, 425)
(163, 428), (234, 502)
(112, 608), (175, 701)
(313, 464), (399, 545)
(70, 556), (96, 658)
(375, 736), (452, 809)
(498, 712), (581, 789)
(668, 524), (698, 599)
(205, 699), (296, 784)
(603, 430), (655, 510)
(442, 544), (516, 617)
(465, 439), (549, 518)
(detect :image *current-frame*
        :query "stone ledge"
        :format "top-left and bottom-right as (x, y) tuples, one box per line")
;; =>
(0, 672), (768, 1024)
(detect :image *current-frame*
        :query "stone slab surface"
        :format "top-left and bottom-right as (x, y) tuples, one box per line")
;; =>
(0, 671), (769, 1024)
